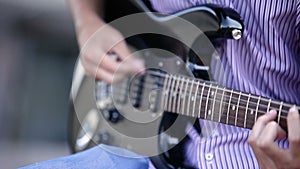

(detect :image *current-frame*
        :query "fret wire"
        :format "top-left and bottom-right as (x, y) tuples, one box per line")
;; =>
(169, 75), (176, 112)
(235, 92), (242, 126)
(163, 92), (292, 128)
(165, 75), (171, 112)
(192, 80), (200, 118)
(176, 76), (183, 113)
(189, 78), (291, 108)
(166, 75), (173, 112)
(255, 96), (261, 122)
(244, 94), (251, 128)
(226, 89), (233, 125)
(137, 73), (299, 117)
(112, 72), (298, 128)
(181, 78), (190, 116)
(177, 77), (185, 114)
(162, 75), (169, 111)
(139, 71), (298, 110)
(196, 105), (253, 129)
(177, 77), (187, 115)
(205, 84), (212, 120)
(130, 73), (299, 113)
(211, 86), (218, 121)
(197, 89), (293, 115)
(219, 88), (225, 123)
(278, 101), (283, 123)
(198, 81), (205, 118)
(189, 88), (293, 114)
(196, 98), (290, 122)
(219, 103), (287, 120)
(157, 92), (290, 130)
(173, 76), (180, 113)
(191, 94), (290, 119)
(267, 98), (272, 112)
(187, 78), (195, 117)
(119, 79), (295, 116)
(184, 80), (295, 113)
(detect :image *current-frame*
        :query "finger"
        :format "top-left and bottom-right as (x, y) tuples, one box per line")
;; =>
(84, 51), (122, 74)
(257, 121), (287, 162)
(98, 54), (122, 73)
(81, 58), (114, 83)
(111, 42), (145, 73)
(86, 55), (144, 83)
(250, 110), (278, 140)
(116, 58), (145, 75)
(287, 106), (300, 156)
(112, 40), (132, 60)
(105, 39), (145, 72)
(249, 142), (277, 169)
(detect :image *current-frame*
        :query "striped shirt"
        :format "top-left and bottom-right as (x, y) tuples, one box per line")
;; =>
(149, 0), (300, 168)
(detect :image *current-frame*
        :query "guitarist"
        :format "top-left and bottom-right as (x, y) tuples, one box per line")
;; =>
(21, 0), (300, 169)
(147, 1), (300, 169)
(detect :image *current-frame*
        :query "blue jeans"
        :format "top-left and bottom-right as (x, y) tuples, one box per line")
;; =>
(19, 144), (149, 169)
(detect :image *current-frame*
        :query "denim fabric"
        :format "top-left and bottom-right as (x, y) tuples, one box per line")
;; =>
(19, 144), (149, 169)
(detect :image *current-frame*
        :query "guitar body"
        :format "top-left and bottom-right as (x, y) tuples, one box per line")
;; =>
(68, 1), (244, 168)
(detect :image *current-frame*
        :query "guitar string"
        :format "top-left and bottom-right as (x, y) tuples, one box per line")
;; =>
(159, 73), (298, 113)
(140, 70), (299, 110)
(107, 86), (289, 128)
(167, 96), (289, 121)
(110, 82), (294, 118)
(163, 98), (289, 130)
(163, 83), (292, 115)
(111, 84), (290, 123)
(101, 82), (290, 128)
(163, 90), (290, 121)
(109, 87), (286, 128)
(112, 76), (296, 116)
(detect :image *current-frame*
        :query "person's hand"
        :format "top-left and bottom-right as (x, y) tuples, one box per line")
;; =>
(77, 15), (144, 83)
(248, 106), (300, 169)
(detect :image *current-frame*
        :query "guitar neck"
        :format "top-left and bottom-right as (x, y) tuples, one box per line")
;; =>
(161, 74), (299, 130)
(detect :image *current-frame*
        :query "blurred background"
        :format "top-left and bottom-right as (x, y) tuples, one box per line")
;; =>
(0, 0), (78, 168)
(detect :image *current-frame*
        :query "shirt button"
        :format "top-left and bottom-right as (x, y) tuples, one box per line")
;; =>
(205, 153), (214, 161)
(212, 131), (219, 137)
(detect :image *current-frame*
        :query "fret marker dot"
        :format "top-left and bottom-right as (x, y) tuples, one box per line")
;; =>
(232, 105), (236, 111)
(191, 96), (195, 101)
(211, 91), (214, 96)
(250, 110), (254, 115)
(208, 110), (211, 115)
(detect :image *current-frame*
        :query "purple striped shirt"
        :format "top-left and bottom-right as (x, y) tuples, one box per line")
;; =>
(149, 0), (300, 168)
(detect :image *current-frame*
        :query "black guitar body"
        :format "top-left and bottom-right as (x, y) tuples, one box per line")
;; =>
(68, 1), (244, 169)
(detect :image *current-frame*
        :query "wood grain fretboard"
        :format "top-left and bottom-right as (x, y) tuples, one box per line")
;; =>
(161, 74), (299, 131)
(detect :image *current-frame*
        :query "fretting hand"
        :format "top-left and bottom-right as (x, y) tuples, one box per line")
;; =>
(249, 106), (300, 169)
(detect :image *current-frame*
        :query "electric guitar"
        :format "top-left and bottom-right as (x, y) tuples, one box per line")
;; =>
(68, 1), (299, 168)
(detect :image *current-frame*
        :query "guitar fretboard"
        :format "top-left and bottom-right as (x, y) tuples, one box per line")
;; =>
(161, 74), (299, 130)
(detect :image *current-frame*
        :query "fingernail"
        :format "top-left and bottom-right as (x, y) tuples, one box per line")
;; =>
(268, 110), (276, 114)
(289, 105), (298, 113)
(267, 109), (277, 116)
